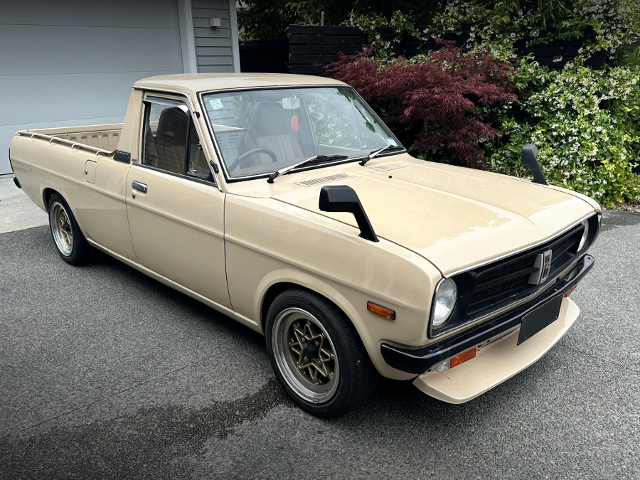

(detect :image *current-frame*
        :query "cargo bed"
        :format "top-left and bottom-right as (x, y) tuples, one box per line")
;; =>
(18, 123), (123, 154)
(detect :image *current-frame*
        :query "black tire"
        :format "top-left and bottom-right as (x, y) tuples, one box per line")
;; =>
(47, 193), (91, 265)
(265, 288), (378, 417)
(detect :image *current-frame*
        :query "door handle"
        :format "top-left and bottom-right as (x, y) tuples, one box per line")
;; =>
(131, 181), (148, 193)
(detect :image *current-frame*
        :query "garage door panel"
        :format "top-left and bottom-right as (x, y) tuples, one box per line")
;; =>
(2, 0), (180, 29)
(1, 70), (182, 127)
(0, 0), (185, 174)
(1, 26), (183, 76)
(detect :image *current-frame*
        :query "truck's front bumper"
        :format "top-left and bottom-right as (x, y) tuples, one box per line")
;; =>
(380, 254), (594, 375)
(412, 297), (580, 403)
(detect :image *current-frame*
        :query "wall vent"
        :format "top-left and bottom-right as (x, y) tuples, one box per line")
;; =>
(296, 172), (359, 187)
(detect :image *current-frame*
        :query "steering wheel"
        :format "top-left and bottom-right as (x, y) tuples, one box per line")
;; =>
(228, 147), (278, 171)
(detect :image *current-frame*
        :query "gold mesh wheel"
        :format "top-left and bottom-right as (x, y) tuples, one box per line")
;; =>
(272, 307), (340, 404)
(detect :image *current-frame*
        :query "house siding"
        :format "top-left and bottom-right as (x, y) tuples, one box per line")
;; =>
(192, 0), (235, 73)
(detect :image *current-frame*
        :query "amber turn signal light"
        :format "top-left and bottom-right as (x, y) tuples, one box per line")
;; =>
(563, 286), (577, 297)
(449, 348), (477, 368)
(367, 301), (395, 320)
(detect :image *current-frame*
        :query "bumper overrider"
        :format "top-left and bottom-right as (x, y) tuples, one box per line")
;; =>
(381, 254), (595, 375)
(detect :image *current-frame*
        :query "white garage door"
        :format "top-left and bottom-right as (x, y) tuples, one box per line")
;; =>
(0, 0), (185, 174)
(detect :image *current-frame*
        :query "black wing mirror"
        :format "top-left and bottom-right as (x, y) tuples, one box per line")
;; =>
(521, 144), (548, 185)
(319, 185), (378, 242)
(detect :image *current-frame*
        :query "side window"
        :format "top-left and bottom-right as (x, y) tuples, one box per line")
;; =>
(142, 97), (213, 182)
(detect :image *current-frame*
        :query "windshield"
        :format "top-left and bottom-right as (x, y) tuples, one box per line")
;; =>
(201, 87), (404, 180)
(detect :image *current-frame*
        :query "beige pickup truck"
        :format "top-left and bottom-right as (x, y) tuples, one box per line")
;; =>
(9, 73), (600, 417)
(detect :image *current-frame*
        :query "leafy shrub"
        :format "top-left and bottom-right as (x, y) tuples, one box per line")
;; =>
(326, 43), (518, 168)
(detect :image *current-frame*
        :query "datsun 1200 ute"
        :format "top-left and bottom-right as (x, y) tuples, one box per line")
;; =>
(9, 74), (600, 416)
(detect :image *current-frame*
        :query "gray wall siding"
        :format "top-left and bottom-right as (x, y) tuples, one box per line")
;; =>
(0, 0), (184, 174)
(192, 0), (234, 73)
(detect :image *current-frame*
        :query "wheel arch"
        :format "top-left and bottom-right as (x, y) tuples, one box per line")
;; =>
(42, 187), (88, 239)
(258, 276), (358, 334)
(43, 187), (58, 208)
(256, 272), (381, 374)
(261, 282), (356, 333)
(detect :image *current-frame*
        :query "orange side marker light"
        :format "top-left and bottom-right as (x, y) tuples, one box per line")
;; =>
(450, 347), (477, 368)
(367, 301), (396, 320)
(564, 285), (577, 298)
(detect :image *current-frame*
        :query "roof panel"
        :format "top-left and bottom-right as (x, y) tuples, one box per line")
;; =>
(134, 73), (346, 97)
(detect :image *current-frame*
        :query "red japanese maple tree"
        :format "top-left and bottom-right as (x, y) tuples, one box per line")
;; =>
(325, 42), (518, 169)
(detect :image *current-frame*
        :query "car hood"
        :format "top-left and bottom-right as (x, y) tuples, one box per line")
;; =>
(229, 156), (597, 275)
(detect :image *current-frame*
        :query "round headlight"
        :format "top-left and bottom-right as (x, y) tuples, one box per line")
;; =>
(432, 278), (457, 328)
(577, 219), (589, 251)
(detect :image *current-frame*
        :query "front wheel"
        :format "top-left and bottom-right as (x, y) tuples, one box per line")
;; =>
(265, 289), (377, 417)
(48, 193), (90, 265)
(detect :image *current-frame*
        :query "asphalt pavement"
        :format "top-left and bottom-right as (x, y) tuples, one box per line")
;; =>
(0, 180), (638, 479)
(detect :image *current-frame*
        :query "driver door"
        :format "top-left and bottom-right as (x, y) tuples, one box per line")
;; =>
(125, 95), (231, 308)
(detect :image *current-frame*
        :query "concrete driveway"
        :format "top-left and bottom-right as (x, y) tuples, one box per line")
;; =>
(0, 178), (638, 479)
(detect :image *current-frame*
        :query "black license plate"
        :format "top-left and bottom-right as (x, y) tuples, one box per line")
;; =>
(517, 295), (563, 345)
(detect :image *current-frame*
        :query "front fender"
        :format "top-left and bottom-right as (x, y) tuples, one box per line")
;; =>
(225, 195), (441, 380)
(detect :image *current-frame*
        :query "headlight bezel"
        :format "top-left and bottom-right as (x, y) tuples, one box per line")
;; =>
(577, 219), (590, 252)
(429, 277), (458, 335)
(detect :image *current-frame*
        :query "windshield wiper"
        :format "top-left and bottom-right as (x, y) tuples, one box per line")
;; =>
(359, 145), (403, 166)
(267, 155), (348, 183)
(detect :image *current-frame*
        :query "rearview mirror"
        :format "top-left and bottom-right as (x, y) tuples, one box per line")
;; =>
(281, 96), (300, 110)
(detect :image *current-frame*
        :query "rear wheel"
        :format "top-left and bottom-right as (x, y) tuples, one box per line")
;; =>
(265, 289), (377, 417)
(48, 193), (90, 265)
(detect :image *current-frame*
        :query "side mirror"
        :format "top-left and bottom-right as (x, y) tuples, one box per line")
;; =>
(521, 144), (548, 185)
(319, 185), (379, 242)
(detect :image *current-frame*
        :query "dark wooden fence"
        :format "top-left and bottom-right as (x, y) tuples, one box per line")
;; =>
(514, 39), (607, 68)
(288, 25), (440, 75)
(239, 25), (611, 76)
(239, 39), (289, 73)
(288, 25), (366, 75)
(288, 24), (608, 75)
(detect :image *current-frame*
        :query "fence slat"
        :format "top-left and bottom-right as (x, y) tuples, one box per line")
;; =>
(319, 36), (369, 45)
(289, 44), (362, 55)
(288, 34), (322, 44)
(289, 54), (340, 64)
(289, 65), (325, 74)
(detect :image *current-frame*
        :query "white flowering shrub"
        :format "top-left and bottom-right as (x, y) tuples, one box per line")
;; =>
(488, 61), (640, 205)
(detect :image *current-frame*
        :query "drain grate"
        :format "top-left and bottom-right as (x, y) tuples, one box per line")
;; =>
(296, 172), (359, 187)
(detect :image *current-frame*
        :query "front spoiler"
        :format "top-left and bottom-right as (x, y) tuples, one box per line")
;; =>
(413, 297), (580, 403)
(380, 254), (594, 375)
